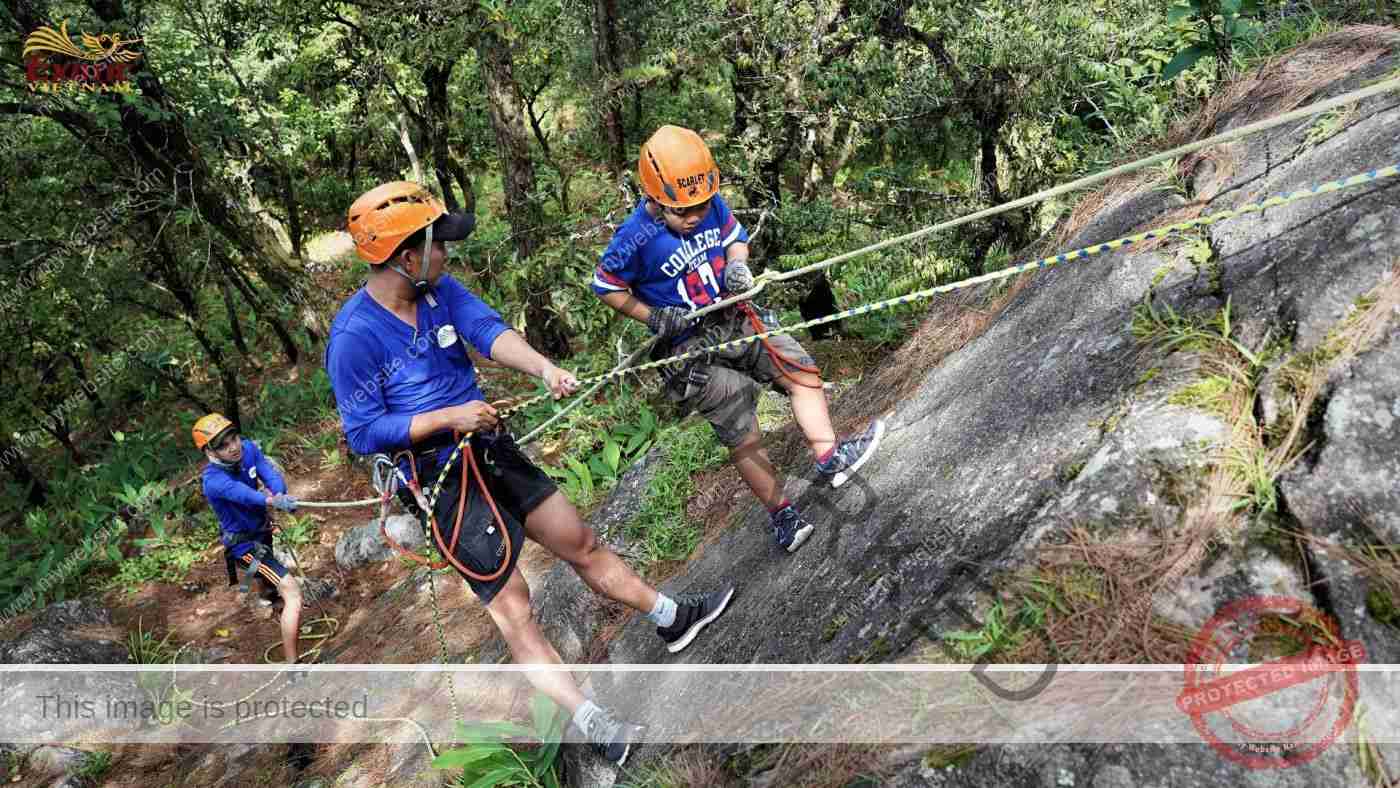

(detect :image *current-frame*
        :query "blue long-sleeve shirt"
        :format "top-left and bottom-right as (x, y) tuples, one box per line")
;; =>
(324, 274), (510, 468)
(201, 438), (287, 557)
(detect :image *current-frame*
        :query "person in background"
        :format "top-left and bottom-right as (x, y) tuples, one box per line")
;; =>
(193, 413), (304, 664)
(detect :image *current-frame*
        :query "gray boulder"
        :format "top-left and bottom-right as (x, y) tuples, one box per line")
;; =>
(0, 600), (126, 665)
(335, 514), (427, 570)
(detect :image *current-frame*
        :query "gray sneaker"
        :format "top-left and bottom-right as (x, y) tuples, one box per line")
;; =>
(582, 706), (643, 766)
(814, 418), (887, 488)
(657, 588), (735, 654)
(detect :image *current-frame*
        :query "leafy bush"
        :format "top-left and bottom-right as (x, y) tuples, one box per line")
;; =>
(432, 695), (564, 788)
(539, 406), (659, 502)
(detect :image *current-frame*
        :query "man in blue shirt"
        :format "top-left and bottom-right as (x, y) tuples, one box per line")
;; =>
(326, 182), (734, 765)
(594, 125), (886, 554)
(194, 413), (304, 664)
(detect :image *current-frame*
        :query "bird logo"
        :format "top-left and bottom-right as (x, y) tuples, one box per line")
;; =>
(23, 20), (142, 65)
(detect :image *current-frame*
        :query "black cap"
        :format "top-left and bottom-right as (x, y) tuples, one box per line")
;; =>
(431, 212), (476, 241)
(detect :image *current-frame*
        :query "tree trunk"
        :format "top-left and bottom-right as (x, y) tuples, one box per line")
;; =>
(64, 351), (104, 412)
(221, 281), (253, 358)
(147, 229), (243, 425)
(477, 26), (572, 358)
(0, 439), (48, 506)
(277, 166), (303, 259)
(39, 414), (85, 466)
(218, 247), (301, 364)
(592, 0), (627, 177)
(450, 154), (477, 215)
(477, 31), (544, 259)
(423, 60), (464, 212)
(134, 356), (214, 413)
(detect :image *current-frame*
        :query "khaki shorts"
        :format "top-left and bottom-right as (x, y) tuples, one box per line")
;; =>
(659, 306), (817, 447)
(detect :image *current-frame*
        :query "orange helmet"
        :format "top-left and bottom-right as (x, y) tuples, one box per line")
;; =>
(192, 413), (235, 451)
(346, 182), (476, 264)
(638, 125), (719, 208)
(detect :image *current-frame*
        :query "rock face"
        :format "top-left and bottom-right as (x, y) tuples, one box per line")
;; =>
(886, 741), (1371, 788)
(0, 600), (126, 665)
(334, 514), (427, 570)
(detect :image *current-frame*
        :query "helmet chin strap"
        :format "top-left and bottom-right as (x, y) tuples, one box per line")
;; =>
(389, 223), (439, 307)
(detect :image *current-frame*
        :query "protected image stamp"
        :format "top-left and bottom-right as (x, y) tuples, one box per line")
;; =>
(1177, 595), (1364, 769)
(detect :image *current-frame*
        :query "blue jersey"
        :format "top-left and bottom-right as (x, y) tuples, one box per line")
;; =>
(324, 274), (510, 468)
(591, 195), (749, 324)
(201, 438), (287, 557)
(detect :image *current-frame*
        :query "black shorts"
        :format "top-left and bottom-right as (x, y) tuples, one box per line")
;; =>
(225, 533), (288, 591)
(397, 431), (558, 605)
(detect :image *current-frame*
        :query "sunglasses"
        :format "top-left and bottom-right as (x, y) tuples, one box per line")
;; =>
(662, 198), (712, 218)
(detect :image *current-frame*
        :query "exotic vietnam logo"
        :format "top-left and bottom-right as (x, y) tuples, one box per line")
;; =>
(23, 20), (142, 94)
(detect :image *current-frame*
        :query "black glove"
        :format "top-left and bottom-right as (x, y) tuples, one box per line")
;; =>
(647, 305), (692, 341)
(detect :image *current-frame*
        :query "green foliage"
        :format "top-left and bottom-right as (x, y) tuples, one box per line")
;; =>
(74, 750), (113, 783)
(1367, 585), (1399, 630)
(540, 406), (660, 504)
(623, 420), (729, 567)
(1131, 296), (1260, 367)
(249, 369), (338, 440)
(127, 617), (181, 665)
(276, 514), (318, 548)
(941, 580), (1072, 662)
(1168, 375), (1234, 414)
(107, 517), (221, 593)
(431, 695), (563, 788)
(1161, 0), (1269, 80)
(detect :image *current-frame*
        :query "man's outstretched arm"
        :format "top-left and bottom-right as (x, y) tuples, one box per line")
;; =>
(487, 330), (579, 399)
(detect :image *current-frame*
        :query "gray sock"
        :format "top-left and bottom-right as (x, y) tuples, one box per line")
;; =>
(571, 699), (603, 734)
(646, 594), (678, 628)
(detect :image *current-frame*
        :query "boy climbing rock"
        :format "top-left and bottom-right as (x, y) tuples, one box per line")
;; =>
(592, 125), (886, 554)
(325, 182), (734, 765)
(193, 413), (304, 664)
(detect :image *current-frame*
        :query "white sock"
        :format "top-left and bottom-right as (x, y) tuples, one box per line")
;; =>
(646, 594), (678, 628)
(571, 699), (603, 734)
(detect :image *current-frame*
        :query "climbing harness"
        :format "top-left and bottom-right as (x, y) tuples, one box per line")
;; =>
(368, 399), (529, 583)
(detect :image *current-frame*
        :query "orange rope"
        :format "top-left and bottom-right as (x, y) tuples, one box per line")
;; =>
(377, 433), (513, 582)
(737, 302), (823, 388)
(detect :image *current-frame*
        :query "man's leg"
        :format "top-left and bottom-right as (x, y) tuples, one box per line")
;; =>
(522, 492), (656, 613)
(476, 540), (642, 764)
(485, 567), (588, 713)
(277, 574), (303, 664)
(520, 490), (734, 653)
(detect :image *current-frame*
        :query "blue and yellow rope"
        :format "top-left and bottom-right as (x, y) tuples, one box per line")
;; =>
(422, 162), (1399, 507)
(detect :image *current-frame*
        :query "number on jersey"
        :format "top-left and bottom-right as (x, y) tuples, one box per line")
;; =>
(675, 257), (726, 310)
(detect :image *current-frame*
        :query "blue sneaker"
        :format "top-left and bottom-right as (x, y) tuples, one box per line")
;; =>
(815, 418), (887, 488)
(770, 505), (815, 553)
